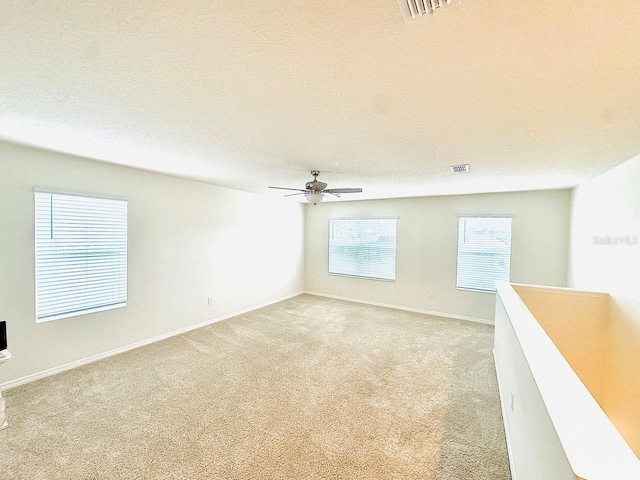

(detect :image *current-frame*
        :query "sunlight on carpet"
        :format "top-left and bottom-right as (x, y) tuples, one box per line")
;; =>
(0, 294), (510, 479)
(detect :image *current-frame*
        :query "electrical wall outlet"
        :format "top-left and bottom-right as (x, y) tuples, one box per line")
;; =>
(207, 297), (213, 305)
(428, 292), (433, 299)
(510, 392), (515, 411)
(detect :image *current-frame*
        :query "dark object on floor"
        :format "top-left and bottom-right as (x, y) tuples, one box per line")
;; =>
(0, 321), (6, 351)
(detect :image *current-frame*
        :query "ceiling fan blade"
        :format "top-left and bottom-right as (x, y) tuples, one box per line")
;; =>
(323, 188), (363, 194)
(284, 192), (307, 197)
(269, 186), (309, 192)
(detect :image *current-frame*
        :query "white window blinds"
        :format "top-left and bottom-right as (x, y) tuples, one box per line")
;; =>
(35, 191), (128, 322)
(456, 216), (512, 293)
(329, 218), (397, 281)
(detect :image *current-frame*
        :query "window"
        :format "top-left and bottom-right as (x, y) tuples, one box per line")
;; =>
(456, 216), (512, 293)
(329, 218), (397, 281)
(35, 191), (128, 322)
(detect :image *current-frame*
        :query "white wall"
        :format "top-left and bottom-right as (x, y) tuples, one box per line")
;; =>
(0, 141), (305, 385)
(493, 292), (576, 480)
(513, 285), (610, 406)
(305, 190), (570, 321)
(569, 153), (640, 456)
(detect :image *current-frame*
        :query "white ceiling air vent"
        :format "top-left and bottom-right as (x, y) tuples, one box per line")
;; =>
(397, 0), (452, 21)
(451, 164), (471, 173)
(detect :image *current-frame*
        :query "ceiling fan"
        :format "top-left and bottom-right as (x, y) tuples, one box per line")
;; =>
(269, 170), (363, 204)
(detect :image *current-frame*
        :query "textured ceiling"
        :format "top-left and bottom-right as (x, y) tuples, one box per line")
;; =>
(1, 0), (639, 201)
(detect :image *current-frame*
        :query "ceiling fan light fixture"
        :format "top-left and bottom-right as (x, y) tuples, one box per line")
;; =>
(270, 171), (362, 203)
(305, 193), (324, 205)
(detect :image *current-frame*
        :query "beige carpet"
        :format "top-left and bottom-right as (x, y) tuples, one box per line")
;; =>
(0, 295), (510, 479)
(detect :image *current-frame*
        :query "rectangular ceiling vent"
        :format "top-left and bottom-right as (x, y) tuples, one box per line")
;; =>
(451, 164), (471, 173)
(398, 0), (452, 20)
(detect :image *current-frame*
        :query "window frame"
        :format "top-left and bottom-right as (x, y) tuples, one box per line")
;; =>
(34, 188), (129, 323)
(455, 214), (513, 294)
(327, 217), (398, 282)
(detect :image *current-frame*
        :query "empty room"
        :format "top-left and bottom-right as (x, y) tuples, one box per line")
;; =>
(1, 1), (639, 479)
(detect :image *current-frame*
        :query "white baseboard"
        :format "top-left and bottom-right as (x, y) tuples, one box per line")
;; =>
(2, 290), (490, 391)
(303, 291), (493, 326)
(1, 291), (305, 391)
(493, 349), (517, 480)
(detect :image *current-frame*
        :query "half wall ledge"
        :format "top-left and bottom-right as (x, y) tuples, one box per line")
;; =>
(493, 281), (639, 480)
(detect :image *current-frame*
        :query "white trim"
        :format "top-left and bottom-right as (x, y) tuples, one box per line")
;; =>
(1, 291), (304, 391)
(303, 290), (493, 325)
(327, 272), (394, 283)
(33, 187), (129, 202)
(510, 283), (608, 299)
(37, 302), (127, 324)
(457, 214), (513, 218)
(493, 348), (517, 480)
